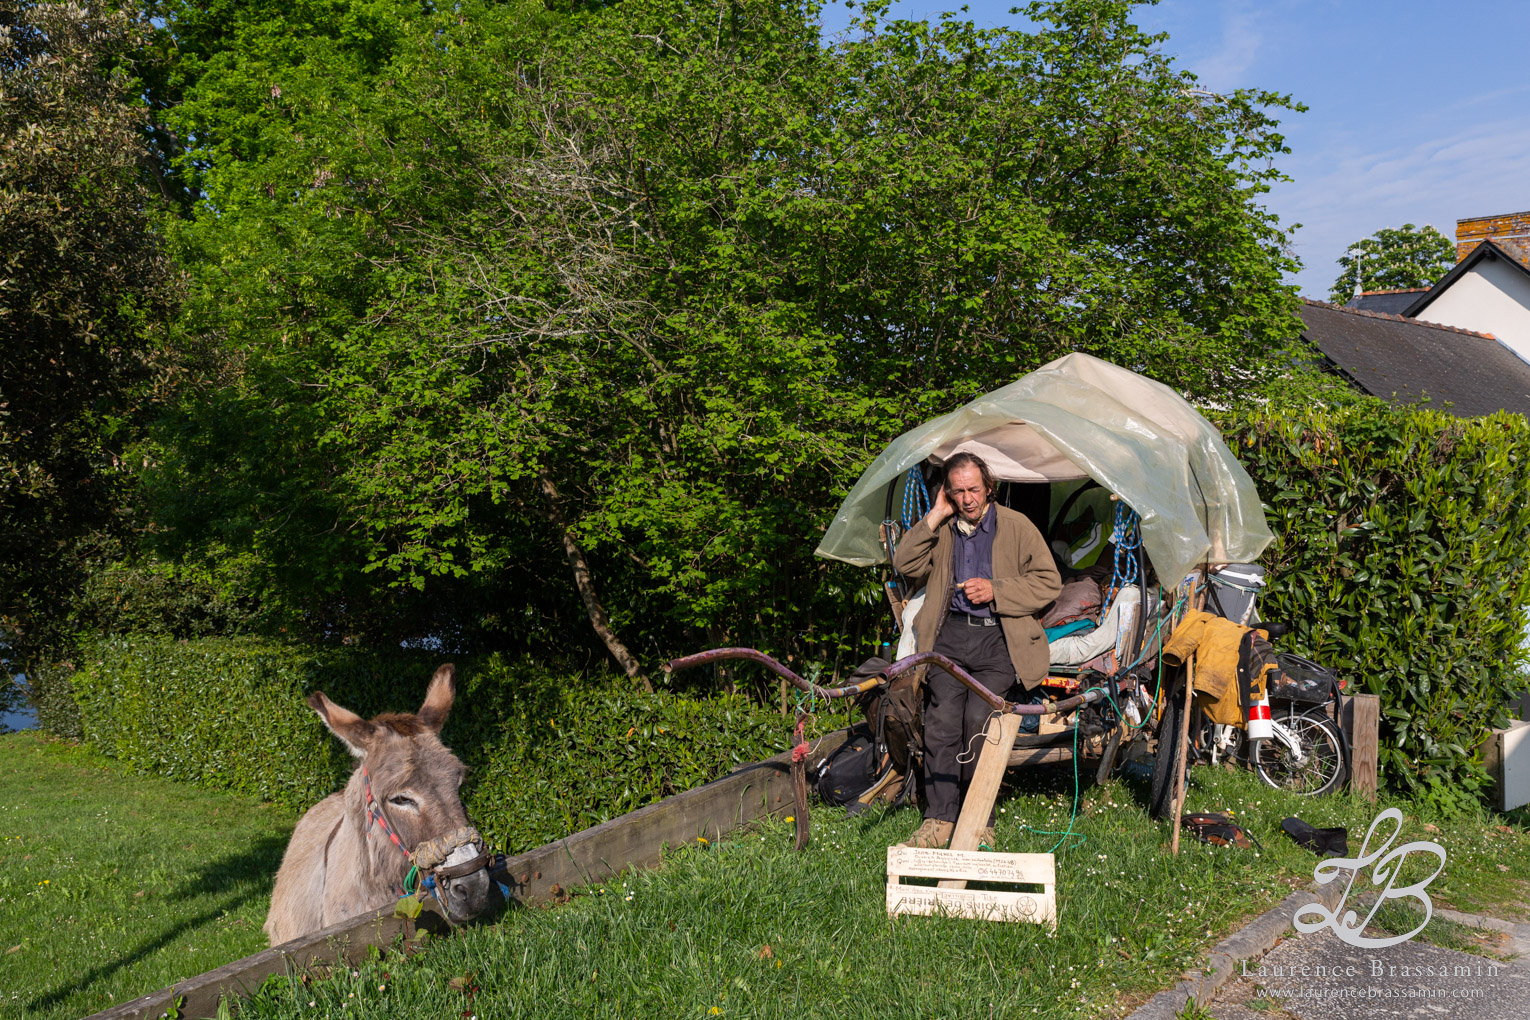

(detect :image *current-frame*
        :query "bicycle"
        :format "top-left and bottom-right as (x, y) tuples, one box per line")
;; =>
(1148, 651), (1349, 818)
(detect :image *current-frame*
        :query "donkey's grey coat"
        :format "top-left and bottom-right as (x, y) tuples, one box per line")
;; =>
(264, 664), (487, 945)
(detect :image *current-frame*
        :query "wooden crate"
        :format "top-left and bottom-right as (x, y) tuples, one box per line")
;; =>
(885, 847), (1056, 927)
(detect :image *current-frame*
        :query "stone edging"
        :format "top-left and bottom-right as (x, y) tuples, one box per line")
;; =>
(1124, 880), (1347, 1019)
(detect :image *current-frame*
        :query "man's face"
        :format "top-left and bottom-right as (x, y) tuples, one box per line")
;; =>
(945, 465), (989, 523)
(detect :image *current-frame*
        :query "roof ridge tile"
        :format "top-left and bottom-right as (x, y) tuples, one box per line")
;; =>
(1301, 298), (1498, 340)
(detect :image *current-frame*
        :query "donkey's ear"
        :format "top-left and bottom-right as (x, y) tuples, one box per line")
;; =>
(307, 692), (377, 758)
(418, 663), (455, 733)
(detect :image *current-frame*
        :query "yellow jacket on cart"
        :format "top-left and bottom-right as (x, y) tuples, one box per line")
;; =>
(1162, 609), (1276, 726)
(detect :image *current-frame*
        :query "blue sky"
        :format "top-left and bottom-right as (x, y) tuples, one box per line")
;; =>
(817, 0), (1530, 299)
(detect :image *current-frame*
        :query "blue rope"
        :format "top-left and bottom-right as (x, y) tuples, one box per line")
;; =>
(900, 467), (930, 529)
(1102, 501), (1141, 617)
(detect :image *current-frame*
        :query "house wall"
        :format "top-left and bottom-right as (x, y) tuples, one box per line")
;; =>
(1414, 256), (1530, 362)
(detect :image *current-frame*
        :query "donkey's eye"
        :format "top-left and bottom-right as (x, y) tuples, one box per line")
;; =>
(388, 795), (419, 811)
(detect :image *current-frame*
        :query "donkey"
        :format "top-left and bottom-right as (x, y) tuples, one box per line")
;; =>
(264, 664), (491, 945)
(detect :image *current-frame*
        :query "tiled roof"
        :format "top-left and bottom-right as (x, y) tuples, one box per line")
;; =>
(1300, 300), (1530, 417)
(1344, 289), (1430, 315)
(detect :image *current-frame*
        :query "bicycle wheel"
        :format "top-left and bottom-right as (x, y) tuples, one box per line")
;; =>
(1148, 682), (1184, 820)
(1253, 711), (1347, 796)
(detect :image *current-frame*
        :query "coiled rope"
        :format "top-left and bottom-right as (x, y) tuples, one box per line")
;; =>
(900, 467), (931, 529)
(1102, 501), (1141, 617)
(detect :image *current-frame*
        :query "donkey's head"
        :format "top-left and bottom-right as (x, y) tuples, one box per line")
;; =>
(307, 664), (490, 923)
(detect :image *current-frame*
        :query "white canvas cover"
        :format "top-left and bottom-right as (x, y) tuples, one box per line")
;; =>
(814, 353), (1273, 585)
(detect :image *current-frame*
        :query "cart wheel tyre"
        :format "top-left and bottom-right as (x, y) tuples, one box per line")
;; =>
(1148, 684), (1184, 820)
(1253, 713), (1347, 796)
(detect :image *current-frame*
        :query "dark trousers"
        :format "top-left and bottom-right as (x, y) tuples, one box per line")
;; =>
(923, 613), (1018, 823)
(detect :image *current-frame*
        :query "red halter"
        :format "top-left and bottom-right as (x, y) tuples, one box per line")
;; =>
(361, 765), (412, 858)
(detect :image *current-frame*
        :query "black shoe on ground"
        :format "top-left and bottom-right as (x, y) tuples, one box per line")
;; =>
(1281, 816), (1348, 857)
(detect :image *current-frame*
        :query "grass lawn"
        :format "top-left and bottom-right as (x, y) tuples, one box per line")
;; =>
(0, 732), (297, 1020)
(3, 729), (1527, 1020)
(231, 753), (1530, 1020)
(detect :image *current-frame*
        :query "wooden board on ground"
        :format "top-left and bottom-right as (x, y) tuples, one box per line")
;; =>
(1007, 745), (1074, 767)
(83, 731), (848, 1020)
(886, 846), (1056, 926)
(83, 904), (449, 1020)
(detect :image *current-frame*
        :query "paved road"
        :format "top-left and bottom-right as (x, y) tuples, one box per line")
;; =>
(1205, 910), (1530, 1020)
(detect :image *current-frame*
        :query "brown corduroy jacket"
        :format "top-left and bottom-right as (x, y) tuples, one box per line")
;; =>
(893, 504), (1063, 690)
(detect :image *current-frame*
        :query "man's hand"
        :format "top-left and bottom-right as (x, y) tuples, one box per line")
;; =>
(958, 577), (994, 605)
(926, 486), (955, 527)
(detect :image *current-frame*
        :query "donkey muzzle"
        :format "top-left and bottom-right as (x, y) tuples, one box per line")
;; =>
(412, 825), (491, 921)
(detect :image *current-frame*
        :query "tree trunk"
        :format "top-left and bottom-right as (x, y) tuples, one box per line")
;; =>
(537, 469), (650, 692)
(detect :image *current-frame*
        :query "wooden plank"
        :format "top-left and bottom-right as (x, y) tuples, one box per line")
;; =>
(83, 732), (848, 1020)
(1170, 652), (1196, 855)
(937, 712), (1023, 894)
(1341, 693), (1379, 802)
(886, 884), (1056, 925)
(491, 732), (843, 906)
(84, 905), (447, 1020)
(948, 712), (1023, 854)
(1006, 745), (1074, 767)
(887, 847), (1054, 885)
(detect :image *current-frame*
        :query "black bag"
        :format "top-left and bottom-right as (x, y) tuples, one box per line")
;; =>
(858, 659), (923, 778)
(812, 656), (923, 814)
(814, 724), (896, 813)
(1268, 653), (1339, 705)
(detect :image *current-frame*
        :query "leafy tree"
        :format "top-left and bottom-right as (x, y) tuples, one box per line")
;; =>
(1327, 223), (1456, 303)
(0, 0), (176, 667)
(143, 0), (1303, 678)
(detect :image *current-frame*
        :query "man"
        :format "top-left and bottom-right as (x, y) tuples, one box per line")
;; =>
(892, 452), (1062, 849)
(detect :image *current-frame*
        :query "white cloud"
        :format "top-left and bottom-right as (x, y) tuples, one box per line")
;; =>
(1274, 117), (1530, 295)
(1185, 1), (1265, 92)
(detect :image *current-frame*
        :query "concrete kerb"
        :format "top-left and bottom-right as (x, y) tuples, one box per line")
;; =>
(1124, 880), (1347, 1020)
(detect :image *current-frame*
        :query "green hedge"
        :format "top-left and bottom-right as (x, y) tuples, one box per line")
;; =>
(1227, 402), (1530, 807)
(25, 660), (84, 739)
(69, 637), (794, 853)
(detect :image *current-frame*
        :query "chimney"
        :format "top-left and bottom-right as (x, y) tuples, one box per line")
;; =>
(1456, 210), (1530, 267)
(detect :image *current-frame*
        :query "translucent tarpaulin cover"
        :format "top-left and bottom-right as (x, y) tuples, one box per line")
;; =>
(814, 353), (1273, 584)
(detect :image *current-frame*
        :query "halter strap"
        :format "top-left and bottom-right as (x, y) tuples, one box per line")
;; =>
(361, 765), (412, 858)
(360, 765), (489, 902)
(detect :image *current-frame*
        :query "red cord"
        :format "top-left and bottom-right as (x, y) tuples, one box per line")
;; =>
(791, 715), (809, 763)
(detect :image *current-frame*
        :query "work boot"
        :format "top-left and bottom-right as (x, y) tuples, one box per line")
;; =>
(900, 818), (954, 849)
(976, 826), (997, 850)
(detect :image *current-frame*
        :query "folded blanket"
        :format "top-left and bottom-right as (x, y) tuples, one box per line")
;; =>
(1041, 576), (1102, 628)
(1044, 619), (1095, 641)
